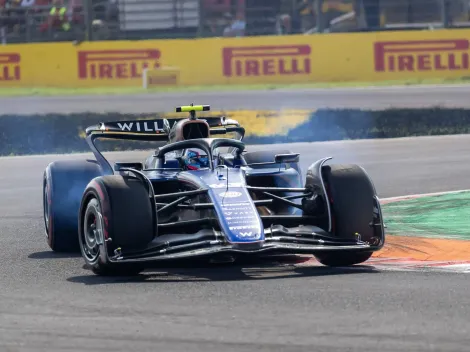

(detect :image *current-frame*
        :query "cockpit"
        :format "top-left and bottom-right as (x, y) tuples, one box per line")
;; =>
(145, 138), (246, 172)
(181, 148), (210, 170)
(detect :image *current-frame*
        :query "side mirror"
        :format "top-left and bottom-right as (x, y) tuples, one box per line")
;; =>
(114, 162), (144, 171)
(274, 153), (300, 164)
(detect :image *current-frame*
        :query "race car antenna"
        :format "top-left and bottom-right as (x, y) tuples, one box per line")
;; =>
(189, 103), (196, 120)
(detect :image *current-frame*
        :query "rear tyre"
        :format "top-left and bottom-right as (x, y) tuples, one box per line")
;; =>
(78, 175), (155, 276)
(314, 164), (377, 267)
(43, 160), (102, 252)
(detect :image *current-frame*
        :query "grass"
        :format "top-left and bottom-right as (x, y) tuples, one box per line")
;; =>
(2, 77), (470, 97)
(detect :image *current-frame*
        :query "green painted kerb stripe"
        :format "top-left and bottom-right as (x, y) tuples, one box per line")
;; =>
(382, 191), (470, 240)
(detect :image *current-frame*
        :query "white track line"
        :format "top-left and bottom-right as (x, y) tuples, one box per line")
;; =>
(380, 189), (470, 203)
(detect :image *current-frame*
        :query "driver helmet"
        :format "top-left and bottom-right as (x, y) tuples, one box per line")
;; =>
(184, 149), (209, 170)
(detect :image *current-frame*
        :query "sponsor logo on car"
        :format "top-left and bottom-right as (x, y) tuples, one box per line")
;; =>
(229, 225), (259, 230)
(219, 191), (242, 198)
(78, 49), (161, 80)
(239, 232), (253, 237)
(225, 213), (255, 219)
(209, 183), (244, 188)
(374, 39), (470, 72)
(116, 121), (164, 132)
(221, 202), (250, 207)
(222, 45), (311, 77)
(237, 231), (261, 239)
(0, 53), (20, 81)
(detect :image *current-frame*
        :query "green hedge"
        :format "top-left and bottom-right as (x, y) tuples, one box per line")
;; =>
(1, 108), (470, 156)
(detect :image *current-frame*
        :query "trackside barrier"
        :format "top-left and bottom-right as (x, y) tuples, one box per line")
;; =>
(3, 29), (470, 88)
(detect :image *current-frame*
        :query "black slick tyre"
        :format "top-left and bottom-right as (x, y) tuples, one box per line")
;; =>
(43, 160), (102, 252)
(314, 164), (377, 267)
(78, 175), (155, 276)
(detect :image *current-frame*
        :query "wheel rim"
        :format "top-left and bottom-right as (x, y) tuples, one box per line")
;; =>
(43, 179), (50, 236)
(82, 200), (102, 263)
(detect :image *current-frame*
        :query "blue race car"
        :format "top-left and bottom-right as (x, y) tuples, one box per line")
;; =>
(42, 104), (385, 276)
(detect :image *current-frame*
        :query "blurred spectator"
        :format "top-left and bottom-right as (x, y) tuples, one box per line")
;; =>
(297, 0), (315, 32)
(276, 13), (291, 34)
(276, 0), (295, 34)
(39, 0), (70, 34)
(1, 0), (27, 40)
(28, 0), (53, 21)
(202, 0), (236, 36)
(1, 0), (463, 45)
(223, 10), (245, 37)
(68, 0), (83, 25)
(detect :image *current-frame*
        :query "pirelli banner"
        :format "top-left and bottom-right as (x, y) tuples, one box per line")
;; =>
(1, 29), (470, 88)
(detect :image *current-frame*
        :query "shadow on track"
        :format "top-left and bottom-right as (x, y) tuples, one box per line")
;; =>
(28, 250), (82, 259)
(66, 255), (380, 285)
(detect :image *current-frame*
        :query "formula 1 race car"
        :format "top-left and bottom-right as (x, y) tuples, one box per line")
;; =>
(42, 104), (385, 276)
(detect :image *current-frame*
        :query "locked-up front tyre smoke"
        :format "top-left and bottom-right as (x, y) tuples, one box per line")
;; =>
(78, 175), (156, 276)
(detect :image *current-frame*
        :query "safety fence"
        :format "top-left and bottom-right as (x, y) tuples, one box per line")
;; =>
(1, 0), (470, 45)
(2, 28), (470, 88)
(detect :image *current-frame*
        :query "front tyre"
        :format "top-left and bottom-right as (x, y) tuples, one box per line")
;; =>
(314, 164), (381, 267)
(78, 176), (156, 276)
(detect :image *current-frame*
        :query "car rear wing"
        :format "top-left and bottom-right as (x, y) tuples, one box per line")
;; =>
(83, 104), (245, 175)
(85, 104), (245, 141)
(86, 116), (241, 137)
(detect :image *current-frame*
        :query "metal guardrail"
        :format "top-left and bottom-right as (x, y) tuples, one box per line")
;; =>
(0, 0), (469, 44)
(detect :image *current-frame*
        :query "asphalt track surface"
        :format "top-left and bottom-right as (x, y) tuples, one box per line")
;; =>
(1, 134), (470, 352)
(3, 84), (470, 114)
